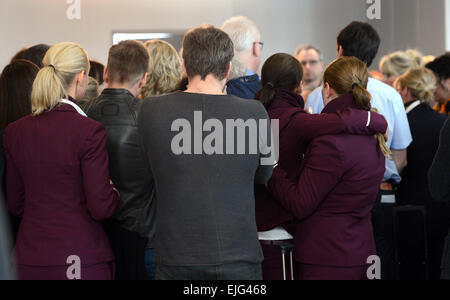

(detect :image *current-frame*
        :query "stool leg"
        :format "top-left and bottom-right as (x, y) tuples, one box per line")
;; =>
(290, 252), (294, 280)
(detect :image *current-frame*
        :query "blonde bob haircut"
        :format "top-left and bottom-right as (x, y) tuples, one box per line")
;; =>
(379, 49), (424, 78)
(394, 67), (437, 105)
(141, 40), (182, 98)
(31, 42), (89, 115)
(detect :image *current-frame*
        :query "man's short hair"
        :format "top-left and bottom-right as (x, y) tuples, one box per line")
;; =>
(426, 52), (450, 81)
(337, 21), (380, 68)
(221, 16), (260, 52)
(107, 40), (149, 85)
(182, 25), (234, 81)
(295, 45), (323, 61)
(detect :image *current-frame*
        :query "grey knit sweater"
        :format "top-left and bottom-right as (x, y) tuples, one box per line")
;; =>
(138, 91), (273, 267)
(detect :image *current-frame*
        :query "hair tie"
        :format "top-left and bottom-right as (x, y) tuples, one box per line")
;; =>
(352, 83), (359, 89)
(48, 64), (56, 71)
(266, 82), (275, 88)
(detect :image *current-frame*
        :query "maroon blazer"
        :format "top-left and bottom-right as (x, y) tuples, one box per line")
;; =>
(268, 94), (386, 267)
(256, 89), (387, 232)
(2, 100), (119, 267)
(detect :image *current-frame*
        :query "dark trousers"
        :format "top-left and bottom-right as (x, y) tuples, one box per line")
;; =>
(155, 262), (263, 280)
(103, 220), (149, 280)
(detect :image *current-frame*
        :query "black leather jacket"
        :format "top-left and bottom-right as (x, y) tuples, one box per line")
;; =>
(85, 89), (156, 247)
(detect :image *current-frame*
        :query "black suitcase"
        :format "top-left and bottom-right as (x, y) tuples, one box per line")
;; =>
(392, 205), (430, 280)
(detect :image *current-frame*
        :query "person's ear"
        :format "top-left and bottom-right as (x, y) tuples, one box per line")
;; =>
(252, 42), (259, 57)
(323, 82), (332, 100)
(296, 81), (303, 94)
(337, 45), (344, 58)
(77, 70), (85, 85)
(224, 61), (232, 80)
(182, 59), (187, 75)
(103, 68), (109, 84)
(139, 73), (148, 89)
(444, 78), (450, 92)
(401, 87), (408, 97)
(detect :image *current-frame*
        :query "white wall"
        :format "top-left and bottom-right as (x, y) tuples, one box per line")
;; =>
(0, 0), (448, 71)
(0, 0), (233, 68)
(0, 0), (368, 70)
(369, 0), (447, 68)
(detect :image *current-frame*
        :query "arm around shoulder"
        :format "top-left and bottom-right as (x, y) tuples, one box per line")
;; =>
(268, 137), (344, 219)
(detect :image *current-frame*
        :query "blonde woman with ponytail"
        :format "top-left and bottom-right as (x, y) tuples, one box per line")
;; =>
(268, 56), (387, 280)
(2, 42), (119, 280)
(394, 68), (449, 279)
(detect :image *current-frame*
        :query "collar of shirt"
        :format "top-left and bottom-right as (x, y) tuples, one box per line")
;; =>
(246, 69), (255, 76)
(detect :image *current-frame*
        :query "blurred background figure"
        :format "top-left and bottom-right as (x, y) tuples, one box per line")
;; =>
(423, 55), (436, 65)
(394, 67), (450, 279)
(78, 76), (99, 111)
(295, 45), (324, 100)
(89, 60), (106, 95)
(222, 16), (263, 99)
(426, 53), (450, 116)
(22, 44), (51, 68)
(141, 40), (182, 99)
(0, 60), (39, 134)
(429, 118), (450, 280)
(379, 49), (424, 87)
(0, 59), (39, 245)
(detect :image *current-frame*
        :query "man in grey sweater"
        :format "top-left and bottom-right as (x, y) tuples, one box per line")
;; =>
(138, 25), (274, 280)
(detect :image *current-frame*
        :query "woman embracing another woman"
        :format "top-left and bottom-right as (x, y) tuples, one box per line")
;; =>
(254, 53), (388, 280)
(265, 56), (389, 280)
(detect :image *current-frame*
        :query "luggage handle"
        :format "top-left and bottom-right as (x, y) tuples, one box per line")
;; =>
(281, 244), (294, 280)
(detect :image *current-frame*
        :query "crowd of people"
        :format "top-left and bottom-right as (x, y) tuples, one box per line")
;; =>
(0, 16), (449, 280)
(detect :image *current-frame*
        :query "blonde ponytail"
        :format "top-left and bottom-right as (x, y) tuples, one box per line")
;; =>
(323, 56), (392, 159)
(31, 42), (89, 115)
